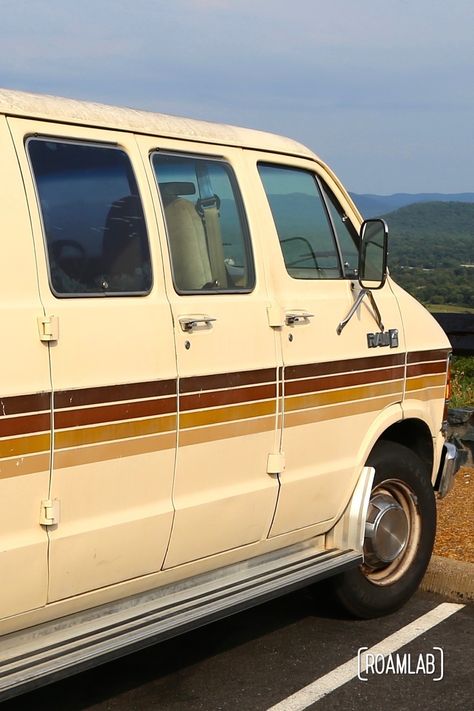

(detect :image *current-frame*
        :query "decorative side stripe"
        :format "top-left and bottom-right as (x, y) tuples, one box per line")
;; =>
(407, 361), (448, 378)
(54, 378), (176, 409)
(285, 366), (405, 397)
(180, 368), (277, 394)
(407, 348), (451, 364)
(55, 414), (176, 450)
(285, 380), (403, 414)
(0, 349), (450, 478)
(285, 354), (405, 381)
(406, 374), (446, 392)
(285, 395), (398, 429)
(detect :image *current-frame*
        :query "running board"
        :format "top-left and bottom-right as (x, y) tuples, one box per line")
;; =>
(0, 545), (361, 700)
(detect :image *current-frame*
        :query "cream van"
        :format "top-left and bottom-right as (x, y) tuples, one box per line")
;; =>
(0, 89), (461, 698)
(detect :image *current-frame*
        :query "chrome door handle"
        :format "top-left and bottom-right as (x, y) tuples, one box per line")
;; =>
(285, 310), (315, 325)
(179, 315), (217, 332)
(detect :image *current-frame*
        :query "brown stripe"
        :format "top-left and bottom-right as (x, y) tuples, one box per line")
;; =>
(55, 378), (176, 409)
(407, 349), (451, 364)
(181, 383), (276, 411)
(180, 368), (276, 394)
(0, 392), (50, 416)
(55, 432), (176, 469)
(285, 354), (405, 381)
(407, 361), (448, 378)
(0, 412), (50, 438)
(180, 415), (275, 447)
(285, 365), (405, 397)
(55, 396), (176, 429)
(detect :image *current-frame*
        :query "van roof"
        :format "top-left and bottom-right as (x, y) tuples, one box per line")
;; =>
(0, 88), (316, 159)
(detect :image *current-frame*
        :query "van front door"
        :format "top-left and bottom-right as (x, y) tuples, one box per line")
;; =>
(9, 119), (177, 601)
(139, 140), (280, 567)
(249, 155), (405, 537)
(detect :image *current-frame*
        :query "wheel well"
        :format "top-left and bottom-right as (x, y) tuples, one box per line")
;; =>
(376, 419), (433, 478)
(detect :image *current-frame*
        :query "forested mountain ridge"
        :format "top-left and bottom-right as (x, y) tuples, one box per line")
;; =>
(384, 202), (474, 308)
(351, 192), (474, 218)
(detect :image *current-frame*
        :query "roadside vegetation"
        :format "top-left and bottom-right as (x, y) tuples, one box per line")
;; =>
(451, 356), (474, 408)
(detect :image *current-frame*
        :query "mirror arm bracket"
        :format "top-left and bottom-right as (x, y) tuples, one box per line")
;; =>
(337, 288), (384, 336)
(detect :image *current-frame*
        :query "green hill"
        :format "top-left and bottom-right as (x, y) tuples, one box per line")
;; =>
(384, 202), (474, 308)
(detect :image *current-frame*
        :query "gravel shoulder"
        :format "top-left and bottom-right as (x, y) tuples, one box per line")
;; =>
(434, 466), (473, 563)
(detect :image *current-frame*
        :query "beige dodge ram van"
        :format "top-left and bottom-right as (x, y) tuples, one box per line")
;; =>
(0, 89), (461, 698)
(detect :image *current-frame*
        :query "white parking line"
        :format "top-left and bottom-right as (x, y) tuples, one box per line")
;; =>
(267, 602), (464, 711)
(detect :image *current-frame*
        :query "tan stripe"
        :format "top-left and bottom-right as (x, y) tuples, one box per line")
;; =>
(0, 452), (50, 479)
(180, 400), (276, 430)
(0, 432), (50, 458)
(406, 374), (446, 392)
(285, 380), (403, 414)
(405, 386), (446, 402)
(285, 395), (398, 429)
(180, 415), (275, 447)
(56, 414), (176, 450)
(55, 432), (176, 469)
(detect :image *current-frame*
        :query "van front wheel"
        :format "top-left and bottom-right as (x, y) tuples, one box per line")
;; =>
(331, 441), (436, 618)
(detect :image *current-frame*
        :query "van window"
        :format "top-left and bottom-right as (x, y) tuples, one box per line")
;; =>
(320, 181), (359, 279)
(152, 153), (254, 292)
(28, 139), (152, 296)
(258, 163), (343, 279)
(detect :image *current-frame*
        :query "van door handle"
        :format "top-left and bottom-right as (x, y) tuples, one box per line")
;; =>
(179, 315), (217, 332)
(285, 310), (315, 325)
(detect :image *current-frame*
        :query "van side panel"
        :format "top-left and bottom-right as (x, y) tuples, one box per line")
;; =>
(0, 116), (51, 617)
(8, 118), (178, 601)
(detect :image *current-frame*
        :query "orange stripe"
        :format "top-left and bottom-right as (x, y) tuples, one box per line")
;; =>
(0, 432), (50, 458)
(56, 414), (176, 450)
(285, 380), (403, 413)
(180, 415), (275, 447)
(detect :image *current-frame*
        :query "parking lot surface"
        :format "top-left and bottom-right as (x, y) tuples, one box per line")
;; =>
(3, 588), (472, 710)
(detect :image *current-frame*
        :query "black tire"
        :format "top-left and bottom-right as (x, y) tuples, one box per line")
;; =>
(331, 441), (436, 618)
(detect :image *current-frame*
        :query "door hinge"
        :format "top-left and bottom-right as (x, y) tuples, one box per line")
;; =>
(40, 498), (60, 526)
(38, 315), (59, 342)
(267, 452), (285, 474)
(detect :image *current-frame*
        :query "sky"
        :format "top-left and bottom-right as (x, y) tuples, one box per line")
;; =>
(1, 0), (473, 194)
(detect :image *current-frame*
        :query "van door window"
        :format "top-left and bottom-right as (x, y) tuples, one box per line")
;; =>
(27, 139), (152, 296)
(152, 153), (254, 292)
(258, 163), (343, 279)
(320, 181), (360, 279)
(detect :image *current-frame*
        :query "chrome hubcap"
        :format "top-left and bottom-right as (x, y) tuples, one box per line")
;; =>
(364, 493), (409, 569)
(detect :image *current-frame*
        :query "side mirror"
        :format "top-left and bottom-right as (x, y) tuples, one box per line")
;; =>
(358, 218), (388, 290)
